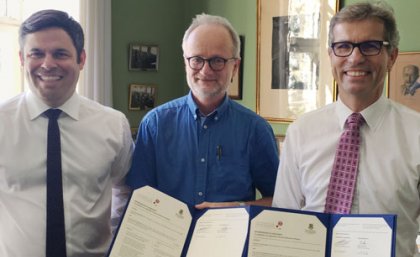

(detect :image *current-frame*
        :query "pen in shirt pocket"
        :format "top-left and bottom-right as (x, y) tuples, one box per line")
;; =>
(216, 145), (222, 160)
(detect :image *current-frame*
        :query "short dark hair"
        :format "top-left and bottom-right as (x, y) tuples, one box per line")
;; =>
(19, 9), (84, 63)
(329, 1), (399, 53)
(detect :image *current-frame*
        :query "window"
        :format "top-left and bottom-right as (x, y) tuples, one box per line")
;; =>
(0, 0), (79, 102)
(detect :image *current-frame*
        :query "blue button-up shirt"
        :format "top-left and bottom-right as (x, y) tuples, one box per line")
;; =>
(127, 92), (279, 205)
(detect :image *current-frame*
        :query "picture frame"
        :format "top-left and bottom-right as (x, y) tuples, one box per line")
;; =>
(128, 84), (157, 111)
(256, 0), (339, 123)
(128, 43), (159, 71)
(228, 35), (245, 100)
(388, 52), (420, 112)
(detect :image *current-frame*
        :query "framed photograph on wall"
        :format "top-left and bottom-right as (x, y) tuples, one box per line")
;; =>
(128, 84), (157, 111)
(256, 0), (339, 123)
(129, 43), (159, 71)
(228, 35), (245, 100)
(388, 52), (420, 112)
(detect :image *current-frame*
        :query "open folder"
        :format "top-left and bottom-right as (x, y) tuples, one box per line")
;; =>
(107, 186), (396, 257)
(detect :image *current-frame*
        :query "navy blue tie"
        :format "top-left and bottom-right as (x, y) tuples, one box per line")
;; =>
(45, 109), (67, 257)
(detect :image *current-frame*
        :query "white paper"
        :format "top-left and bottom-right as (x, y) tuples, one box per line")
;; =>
(186, 208), (249, 257)
(331, 217), (392, 257)
(248, 210), (327, 257)
(108, 186), (192, 257)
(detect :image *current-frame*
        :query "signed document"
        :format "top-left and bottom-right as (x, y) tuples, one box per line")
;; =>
(186, 208), (249, 257)
(107, 187), (396, 257)
(108, 186), (192, 257)
(248, 210), (326, 257)
(330, 217), (393, 257)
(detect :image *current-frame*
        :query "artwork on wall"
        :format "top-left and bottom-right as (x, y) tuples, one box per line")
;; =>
(228, 35), (245, 100)
(256, 0), (339, 123)
(129, 43), (159, 71)
(128, 84), (157, 111)
(388, 52), (420, 112)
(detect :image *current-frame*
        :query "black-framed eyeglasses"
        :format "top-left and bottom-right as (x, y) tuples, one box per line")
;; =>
(185, 56), (236, 71)
(331, 40), (390, 57)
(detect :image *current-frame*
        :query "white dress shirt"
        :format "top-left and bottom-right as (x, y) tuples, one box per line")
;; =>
(0, 91), (134, 257)
(273, 95), (420, 257)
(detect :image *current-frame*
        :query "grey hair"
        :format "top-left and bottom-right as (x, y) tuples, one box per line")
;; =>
(329, 1), (399, 52)
(182, 13), (241, 58)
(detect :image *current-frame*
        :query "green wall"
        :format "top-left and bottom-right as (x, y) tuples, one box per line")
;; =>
(111, 0), (187, 128)
(344, 0), (420, 52)
(112, 0), (420, 134)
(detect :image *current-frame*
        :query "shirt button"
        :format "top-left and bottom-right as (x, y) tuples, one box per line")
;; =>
(203, 125), (208, 129)
(198, 192), (203, 196)
(201, 158), (205, 162)
(214, 116), (219, 121)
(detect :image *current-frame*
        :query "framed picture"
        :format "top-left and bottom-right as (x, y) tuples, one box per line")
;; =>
(228, 35), (245, 100)
(256, 0), (339, 123)
(129, 43), (159, 71)
(128, 84), (157, 111)
(388, 52), (420, 112)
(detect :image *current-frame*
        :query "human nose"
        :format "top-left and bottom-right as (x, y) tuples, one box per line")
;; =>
(200, 60), (214, 73)
(347, 46), (366, 63)
(41, 54), (57, 69)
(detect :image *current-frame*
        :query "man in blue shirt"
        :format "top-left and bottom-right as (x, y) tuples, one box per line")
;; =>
(127, 14), (279, 208)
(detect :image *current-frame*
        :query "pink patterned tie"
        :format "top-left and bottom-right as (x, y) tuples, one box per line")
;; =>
(325, 112), (365, 214)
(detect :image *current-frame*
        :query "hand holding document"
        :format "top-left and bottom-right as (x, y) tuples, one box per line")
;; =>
(107, 186), (397, 257)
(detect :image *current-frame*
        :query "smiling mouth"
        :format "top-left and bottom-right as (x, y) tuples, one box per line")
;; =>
(196, 75), (216, 81)
(346, 71), (369, 77)
(38, 75), (62, 81)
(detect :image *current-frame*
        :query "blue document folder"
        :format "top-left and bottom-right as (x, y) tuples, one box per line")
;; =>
(107, 186), (396, 257)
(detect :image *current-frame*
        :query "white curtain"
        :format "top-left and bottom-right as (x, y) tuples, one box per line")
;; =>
(78, 0), (113, 106)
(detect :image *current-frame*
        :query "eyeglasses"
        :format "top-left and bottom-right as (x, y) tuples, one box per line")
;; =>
(331, 40), (390, 57)
(185, 56), (236, 71)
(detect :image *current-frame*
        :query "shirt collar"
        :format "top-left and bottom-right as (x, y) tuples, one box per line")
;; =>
(26, 91), (81, 120)
(336, 95), (388, 131)
(186, 91), (229, 120)
(359, 95), (388, 131)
